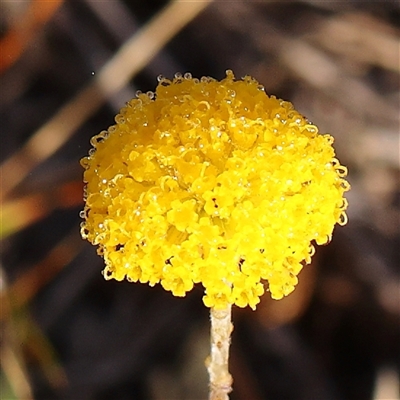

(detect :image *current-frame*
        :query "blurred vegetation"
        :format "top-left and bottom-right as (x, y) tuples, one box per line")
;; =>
(0, 1), (399, 399)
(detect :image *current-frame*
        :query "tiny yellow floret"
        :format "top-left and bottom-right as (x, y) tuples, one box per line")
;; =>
(80, 71), (350, 310)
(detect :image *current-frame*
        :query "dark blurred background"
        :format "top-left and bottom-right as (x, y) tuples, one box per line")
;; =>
(1, 1), (399, 399)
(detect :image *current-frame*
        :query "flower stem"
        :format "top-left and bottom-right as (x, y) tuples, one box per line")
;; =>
(208, 304), (233, 400)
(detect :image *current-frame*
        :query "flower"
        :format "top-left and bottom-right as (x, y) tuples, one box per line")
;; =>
(80, 71), (350, 310)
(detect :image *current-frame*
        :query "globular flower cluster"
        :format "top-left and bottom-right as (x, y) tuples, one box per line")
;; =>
(80, 71), (349, 310)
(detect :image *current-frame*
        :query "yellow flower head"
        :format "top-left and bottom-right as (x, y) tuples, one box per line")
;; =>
(80, 71), (350, 310)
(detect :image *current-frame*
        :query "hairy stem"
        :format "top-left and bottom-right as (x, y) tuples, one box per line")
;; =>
(207, 305), (233, 400)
